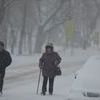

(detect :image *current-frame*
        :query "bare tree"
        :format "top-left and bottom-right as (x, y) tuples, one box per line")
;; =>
(1, 0), (100, 55)
(0, 0), (6, 44)
(18, 0), (28, 55)
(0, 0), (17, 48)
(34, 0), (71, 53)
(73, 0), (99, 49)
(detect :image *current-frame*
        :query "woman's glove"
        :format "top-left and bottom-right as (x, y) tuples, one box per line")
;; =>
(39, 65), (44, 69)
(54, 60), (59, 66)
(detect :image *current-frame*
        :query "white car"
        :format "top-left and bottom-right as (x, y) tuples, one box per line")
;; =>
(68, 56), (100, 100)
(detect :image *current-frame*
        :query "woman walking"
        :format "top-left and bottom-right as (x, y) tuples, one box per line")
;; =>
(39, 43), (61, 95)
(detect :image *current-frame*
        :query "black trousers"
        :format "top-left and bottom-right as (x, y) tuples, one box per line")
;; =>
(42, 76), (54, 94)
(0, 69), (5, 92)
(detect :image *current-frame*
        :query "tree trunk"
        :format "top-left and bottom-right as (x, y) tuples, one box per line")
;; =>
(34, 26), (47, 53)
(0, 0), (6, 43)
(0, 0), (5, 25)
(18, 0), (27, 55)
(11, 29), (16, 54)
(28, 32), (32, 55)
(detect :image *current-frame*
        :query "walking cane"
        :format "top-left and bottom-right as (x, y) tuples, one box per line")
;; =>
(36, 69), (42, 94)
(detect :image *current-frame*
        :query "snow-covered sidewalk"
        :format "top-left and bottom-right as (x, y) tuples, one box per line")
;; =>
(1, 74), (74, 100)
(1, 49), (100, 100)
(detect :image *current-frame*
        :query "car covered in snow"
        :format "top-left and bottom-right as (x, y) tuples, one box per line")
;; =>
(68, 56), (100, 99)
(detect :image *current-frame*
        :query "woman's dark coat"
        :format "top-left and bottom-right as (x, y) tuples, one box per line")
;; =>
(0, 50), (12, 71)
(39, 52), (61, 77)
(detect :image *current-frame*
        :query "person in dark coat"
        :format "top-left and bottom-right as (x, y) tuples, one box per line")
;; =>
(39, 43), (61, 95)
(0, 41), (12, 95)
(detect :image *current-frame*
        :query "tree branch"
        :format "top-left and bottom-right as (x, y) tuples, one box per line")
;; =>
(90, 0), (100, 31)
(45, 17), (68, 34)
(35, 0), (43, 25)
(4, 0), (18, 9)
(42, 0), (67, 28)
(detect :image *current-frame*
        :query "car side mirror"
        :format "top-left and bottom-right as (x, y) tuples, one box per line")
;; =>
(74, 73), (78, 79)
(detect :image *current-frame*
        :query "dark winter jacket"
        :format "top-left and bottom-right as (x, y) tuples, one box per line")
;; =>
(0, 50), (12, 71)
(39, 52), (61, 77)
